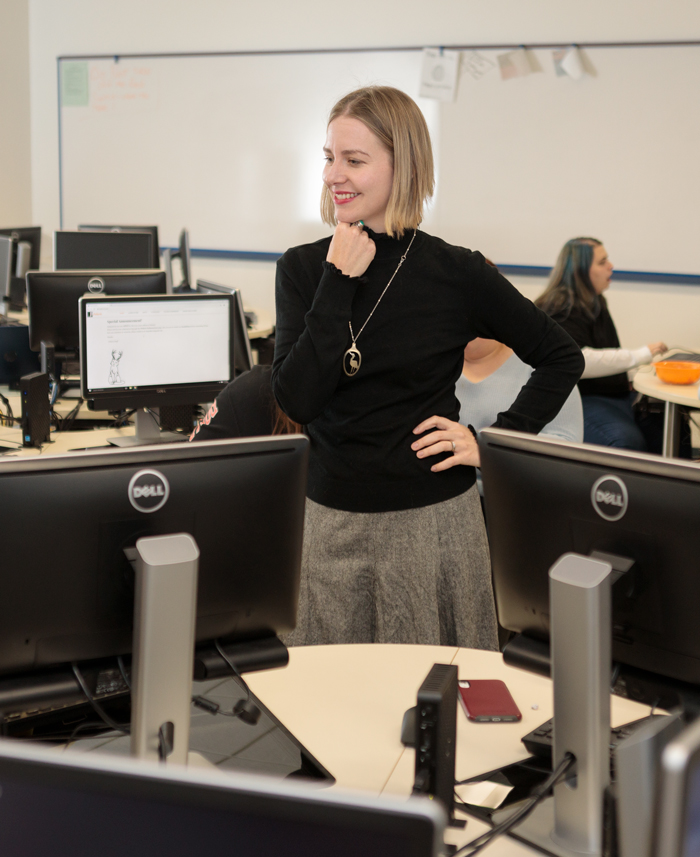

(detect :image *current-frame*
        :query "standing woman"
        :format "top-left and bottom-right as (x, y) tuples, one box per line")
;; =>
(535, 237), (667, 450)
(272, 86), (583, 650)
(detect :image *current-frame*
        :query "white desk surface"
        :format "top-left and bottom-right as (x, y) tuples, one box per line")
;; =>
(633, 364), (700, 408)
(246, 644), (653, 855)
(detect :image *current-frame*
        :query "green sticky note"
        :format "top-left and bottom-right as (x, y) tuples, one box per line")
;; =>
(61, 62), (89, 107)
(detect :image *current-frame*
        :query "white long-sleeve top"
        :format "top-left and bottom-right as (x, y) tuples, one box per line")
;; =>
(580, 345), (652, 379)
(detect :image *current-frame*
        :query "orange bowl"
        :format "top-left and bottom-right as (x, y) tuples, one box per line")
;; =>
(654, 361), (700, 385)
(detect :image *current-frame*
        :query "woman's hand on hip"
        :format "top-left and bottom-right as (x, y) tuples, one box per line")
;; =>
(411, 416), (480, 470)
(327, 222), (376, 278)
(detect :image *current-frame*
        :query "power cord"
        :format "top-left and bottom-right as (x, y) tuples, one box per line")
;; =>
(201, 639), (262, 726)
(452, 752), (576, 856)
(71, 663), (130, 737)
(0, 392), (16, 427)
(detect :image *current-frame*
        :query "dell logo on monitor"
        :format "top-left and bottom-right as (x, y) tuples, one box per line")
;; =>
(87, 277), (105, 293)
(128, 469), (170, 513)
(591, 475), (628, 521)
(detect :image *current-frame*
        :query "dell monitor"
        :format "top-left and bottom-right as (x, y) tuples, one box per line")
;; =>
(54, 230), (154, 271)
(0, 739), (444, 857)
(195, 279), (253, 376)
(79, 224), (160, 268)
(479, 428), (700, 709)
(0, 435), (307, 708)
(0, 226), (42, 309)
(26, 270), (167, 391)
(80, 293), (234, 444)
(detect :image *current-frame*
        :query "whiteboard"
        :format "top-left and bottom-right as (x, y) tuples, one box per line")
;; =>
(58, 46), (700, 275)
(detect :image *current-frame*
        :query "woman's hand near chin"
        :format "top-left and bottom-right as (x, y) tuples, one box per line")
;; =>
(411, 416), (480, 470)
(327, 221), (376, 278)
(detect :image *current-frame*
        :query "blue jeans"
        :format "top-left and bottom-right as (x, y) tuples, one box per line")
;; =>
(581, 393), (647, 451)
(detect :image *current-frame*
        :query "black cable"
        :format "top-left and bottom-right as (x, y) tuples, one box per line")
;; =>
(453, 753), (575, 856)
(145, 407), (161, 427)
(57, 398), (84, 432)
(0, 392), (15, 427)
(109, 409), (136, 428)
(213, 639), (261, 725)
(71, 663), (130, 737)
(117, 656), (131, 692)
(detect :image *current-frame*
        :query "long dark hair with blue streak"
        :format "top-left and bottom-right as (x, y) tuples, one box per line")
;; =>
(535, 237), (603, 322)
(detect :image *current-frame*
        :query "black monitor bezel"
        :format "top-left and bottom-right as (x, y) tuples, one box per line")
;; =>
(26, 269), (167, 353)
(54, 230), (155, 271)
(79, 292), (234, 410)
(79, 225), (160, 269)
(195, 279), (253, 376)
(0, 737), (444, 856)
(479, 427), (700, 690)
(0, 435), (308, 676)
(178, 228), (191, 289)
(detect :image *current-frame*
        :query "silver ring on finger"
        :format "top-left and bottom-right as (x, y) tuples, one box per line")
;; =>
(451, 441), (456, 454)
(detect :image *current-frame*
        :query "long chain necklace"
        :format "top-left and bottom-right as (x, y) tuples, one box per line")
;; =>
(342, 229), (417, 377)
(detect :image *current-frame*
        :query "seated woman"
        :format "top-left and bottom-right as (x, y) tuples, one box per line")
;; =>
(411, 336), (583, 480)
(190, 364), (301, 440)
(458, 336), (583, 441)
(534, 237), (666, 451)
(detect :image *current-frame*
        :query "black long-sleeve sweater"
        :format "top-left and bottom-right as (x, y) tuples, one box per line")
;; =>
(272, 228), (583, 513)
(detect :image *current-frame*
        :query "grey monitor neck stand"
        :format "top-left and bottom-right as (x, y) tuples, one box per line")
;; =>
(126, 533), (199, 765)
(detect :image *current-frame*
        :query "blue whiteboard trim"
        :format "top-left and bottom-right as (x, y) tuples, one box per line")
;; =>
(174, 250), (700, 286)
(497, 264), (700, 286)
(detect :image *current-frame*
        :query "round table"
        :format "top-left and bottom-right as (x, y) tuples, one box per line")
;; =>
(246, 644), (652, 855)
(633, 365), (700, 457)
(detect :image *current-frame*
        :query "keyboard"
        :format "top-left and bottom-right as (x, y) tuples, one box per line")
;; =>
(663, 352), (700, 362)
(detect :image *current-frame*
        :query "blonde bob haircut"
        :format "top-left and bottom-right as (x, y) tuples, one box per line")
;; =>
(320, 86), (434, 238)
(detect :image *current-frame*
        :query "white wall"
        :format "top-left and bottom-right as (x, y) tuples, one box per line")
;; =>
(25, 0), (700, 346)
(0, 0), (31, 226)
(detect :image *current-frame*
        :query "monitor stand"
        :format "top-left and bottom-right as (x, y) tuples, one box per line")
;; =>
(127, 533), (199, 765)
(109, 408), (184, 447)
(496, 553), (618, 857)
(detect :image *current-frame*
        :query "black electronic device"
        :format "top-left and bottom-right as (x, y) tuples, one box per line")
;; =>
(54, 230), (154, 271)
(0, 739), (445, 857)
(0, 226), (42, 309)
(0, 326), (41, 388)
(521, 714), (666, 774)
(414, 663), (462, 831)
(79, 293), (234, 430)
(479, 428), (700, 710)
(196, 279), (254, 376)
(79, 224), (160, 268)
(26, 270), (167, 369)
(20, 371), (50, 447)
(0, 436), (307, 712)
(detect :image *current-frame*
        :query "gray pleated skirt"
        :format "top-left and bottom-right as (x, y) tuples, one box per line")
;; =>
(284, 485), (498, 651)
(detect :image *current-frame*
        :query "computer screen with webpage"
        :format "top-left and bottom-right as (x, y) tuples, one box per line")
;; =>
(80, 293), (233, 411)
